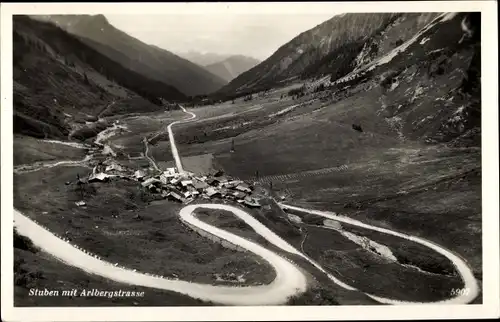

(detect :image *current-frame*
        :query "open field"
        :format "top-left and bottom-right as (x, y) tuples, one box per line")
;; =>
(13, 163), (276, 292)
(14, 135), (88, 165)
(14, 249), (212, 306)
(301, 224), (463, 302)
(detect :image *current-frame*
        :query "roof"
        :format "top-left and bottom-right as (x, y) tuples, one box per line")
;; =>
(218, 176), (229, 183)
(244, 198), (261, 207)
(233, 191), (246, 198)
(206, 187), (221, 197)
(141, 177), (161, 187)
(169, 192), (184, 202)
(193, 181), (208, 189)
(106, 163), (125, 172)
(134, 170), (146, 179)
(235, 184), (252, 192)
(88, 172), (112, 182)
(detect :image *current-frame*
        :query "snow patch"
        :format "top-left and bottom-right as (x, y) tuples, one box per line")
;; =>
(335, 12), (457, 84)
(420, 37), (430, 45)
(339, 230), (398, 262)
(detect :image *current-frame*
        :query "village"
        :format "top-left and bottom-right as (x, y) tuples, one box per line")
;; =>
(80, 157), (263, 208)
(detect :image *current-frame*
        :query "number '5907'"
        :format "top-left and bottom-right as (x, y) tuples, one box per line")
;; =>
(451, 288), (470, 296)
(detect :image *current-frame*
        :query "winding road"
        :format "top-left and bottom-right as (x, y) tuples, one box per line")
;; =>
(166, 105), (196, 174)
(13, 104), (479, 305)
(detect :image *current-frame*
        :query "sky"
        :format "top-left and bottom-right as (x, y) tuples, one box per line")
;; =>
(106, 13), (338, 60)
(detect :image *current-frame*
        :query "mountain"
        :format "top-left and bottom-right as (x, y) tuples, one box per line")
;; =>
(217, 13), (440, 96)
(204, 55), (261, 82)
(304, 12), (481, 147)
(177, 51), (234, 67)
(13, 15), (180, 140)
(211, 12), (480, 147)
(32, 15), (228, 96)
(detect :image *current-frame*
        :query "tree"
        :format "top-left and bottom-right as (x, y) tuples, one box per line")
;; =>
(83, 72), (89, 85)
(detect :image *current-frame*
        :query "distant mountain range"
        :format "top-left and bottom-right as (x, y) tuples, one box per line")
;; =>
(176, 51), (234, 67)
(203, 55), (261, 82)
(32, 14), (228, 96)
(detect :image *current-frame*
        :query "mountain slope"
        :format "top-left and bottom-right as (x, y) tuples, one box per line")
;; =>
(309, 12), (481, 147)
(13, 15), (176, 140)
(217, 13), (439, 95)
(33, 15), (228, 96)
(204, 55), (261, 82)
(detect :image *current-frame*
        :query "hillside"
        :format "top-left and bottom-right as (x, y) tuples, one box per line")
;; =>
(13, 15), (179, 140)
(33, 15), (228, 96)
(217, 13), (440, 96)
(204, 55), (261, 82)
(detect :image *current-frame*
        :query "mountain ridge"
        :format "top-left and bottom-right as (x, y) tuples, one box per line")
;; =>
(204, 55), (261, 82)
(32, 14), (228, 96)
(216, 13), (440, 95)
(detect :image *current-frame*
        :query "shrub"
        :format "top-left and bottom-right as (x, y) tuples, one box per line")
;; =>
(288, 86), (305, 97)
(14, 229), (38, 253)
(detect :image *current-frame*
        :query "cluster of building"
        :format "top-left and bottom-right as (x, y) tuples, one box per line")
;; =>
(137, 167), (261, 207)
(83, 158), (261, 208)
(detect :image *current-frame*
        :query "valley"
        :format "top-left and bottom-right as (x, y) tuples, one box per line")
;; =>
(11, 11), (482, 307)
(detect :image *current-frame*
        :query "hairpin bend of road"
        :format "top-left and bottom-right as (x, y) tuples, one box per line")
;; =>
(13, 104), (479, 305)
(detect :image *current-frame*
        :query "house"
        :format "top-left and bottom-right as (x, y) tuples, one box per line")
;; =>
(244, 196), (261, 207)
(206, 178), (219, 186)
(235, 184), (252, 193)
(166, 167), (177, 175)
(168, 192), (185, 203)
(229, 180), (243, 186)
(141, 177), (161, 187)
(193, 180), (209, 191)
(159, 174), (169, 185)
(105, 162), (125, 173)
(88, 172), (112, 183)
(134, 170), (146, 180)
(205, 187), (221, 198)
(213, 169), (224, 177)
(188, 187), (200, 196)
(219, 188), (229, 197)
(232, 191), (246, 199)
(181, 180), (193, 187)
(222, 182), (237, 189)
(218, 176), (229, 184)
(160, 169), (177, 184)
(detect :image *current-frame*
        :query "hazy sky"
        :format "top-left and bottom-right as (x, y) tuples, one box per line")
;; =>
(106, 13), (337, 60)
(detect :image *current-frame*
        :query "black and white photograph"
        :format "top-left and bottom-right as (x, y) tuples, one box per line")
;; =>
(1, 1), (498, 321)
